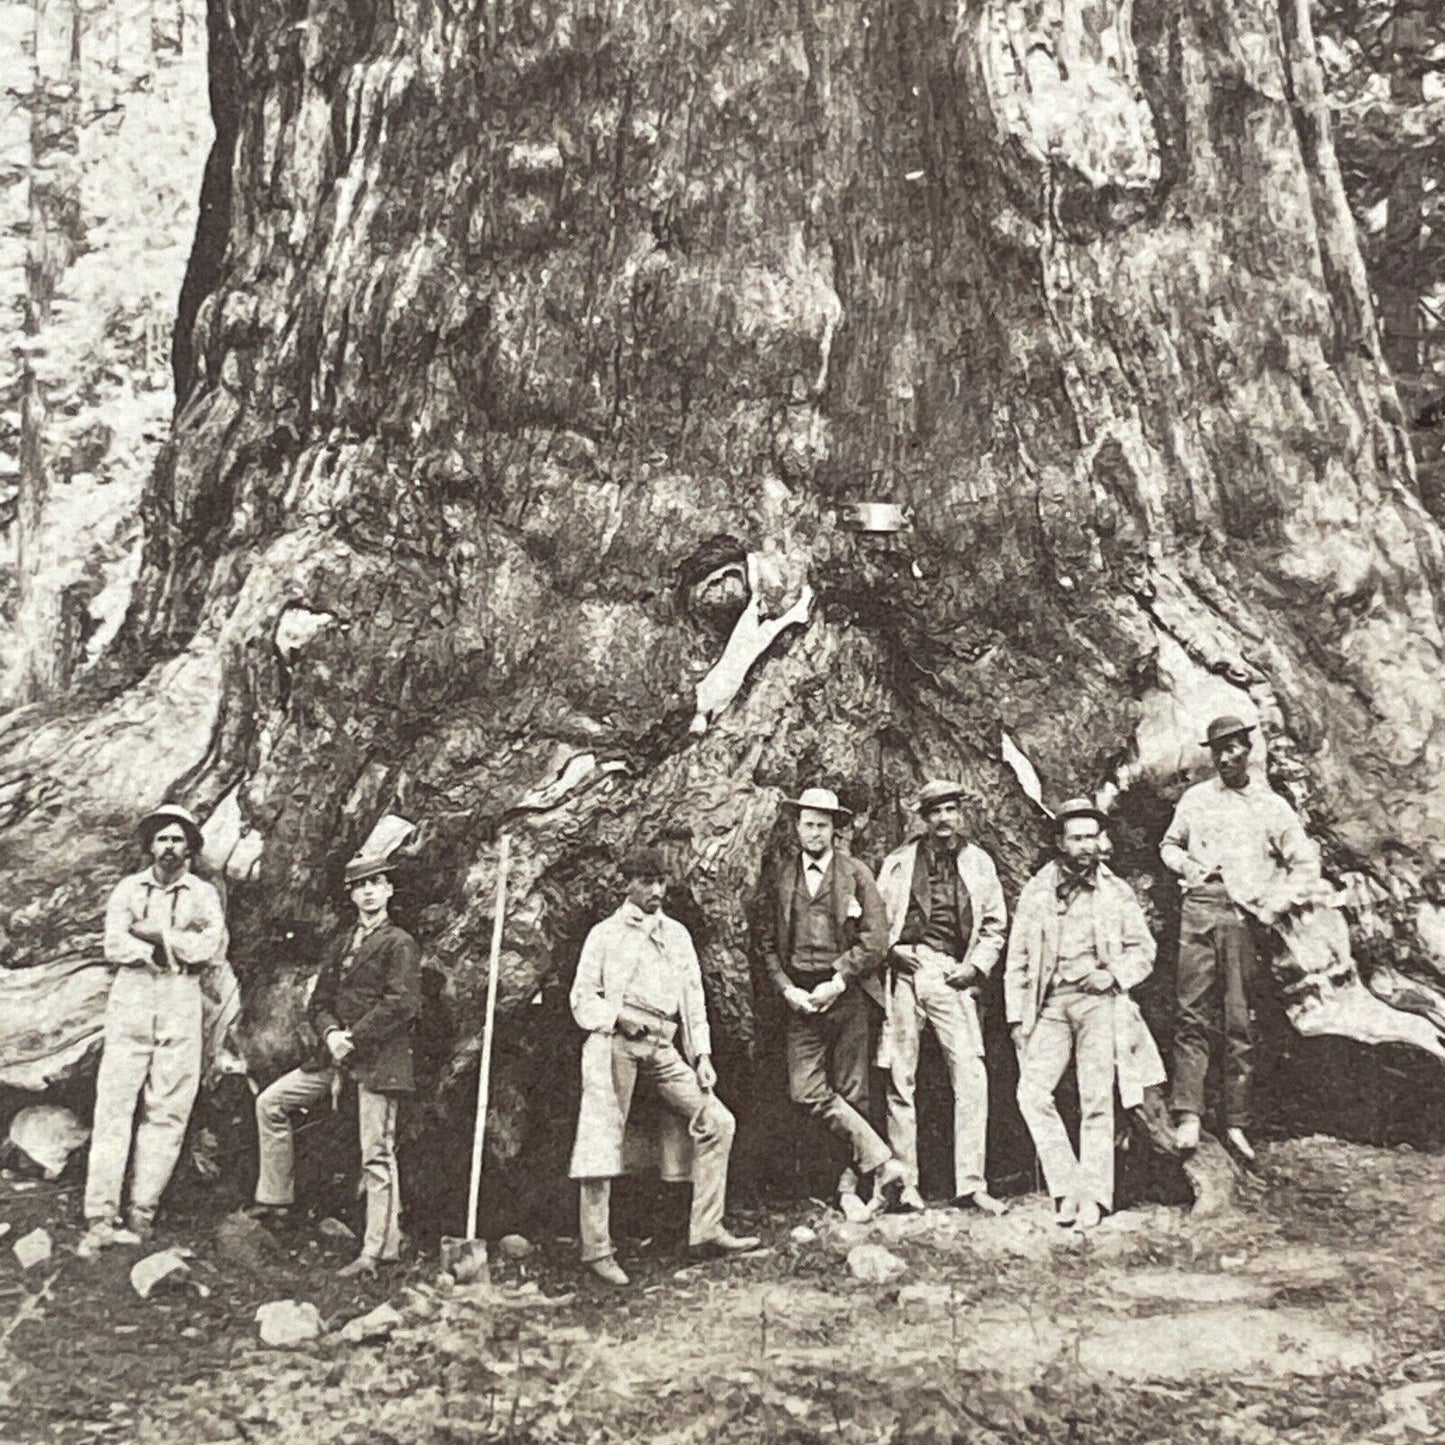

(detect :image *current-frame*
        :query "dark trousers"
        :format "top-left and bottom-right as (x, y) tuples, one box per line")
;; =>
(785, 986), (891, 1175)
(1171, 896), (1258, 1127)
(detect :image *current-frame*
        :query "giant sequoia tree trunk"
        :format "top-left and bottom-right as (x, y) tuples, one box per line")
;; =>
(3, 0), (1445, 1222)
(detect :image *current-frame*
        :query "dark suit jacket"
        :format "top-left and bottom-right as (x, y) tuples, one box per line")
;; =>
(755, 851), (889, 1004)
(308, 921), (422, 1094)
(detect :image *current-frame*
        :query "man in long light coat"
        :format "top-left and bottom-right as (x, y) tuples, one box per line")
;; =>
(875, 779), (1008, 1213)
(569, 847), (759, 1286)
(1006, 799), (1163, 1231)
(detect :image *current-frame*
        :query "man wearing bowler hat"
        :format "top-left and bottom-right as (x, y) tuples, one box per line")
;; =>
(568, 846), (759, 1286)
(875, 779), (1008, 1213)
(81, 804), (226, 1252)
(755, 787), (906, 1214)
(251, 853), (421, 1276)
(1006, 799), (1160, 1231)
(1161, 715), (1318, 1161)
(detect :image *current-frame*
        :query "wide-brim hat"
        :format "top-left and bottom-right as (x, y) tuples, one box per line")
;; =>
(138, 804), (203, 855)
(1202, 715), (1255, 749)
(1055, 796), (1109, 828)
(344, 854), (399, 887)
(915, 779), (965, 815)
(782, 787), (853, 821)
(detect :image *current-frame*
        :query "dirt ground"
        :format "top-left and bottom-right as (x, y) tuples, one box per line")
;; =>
(3, 1136), (1445, 1444)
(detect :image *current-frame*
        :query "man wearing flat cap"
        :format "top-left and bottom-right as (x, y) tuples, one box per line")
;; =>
(754, 787), (906, 1214)
(1161, 715), (1319, 1161)
(1006, 799), (1162, 1231)
(251, 853), (421, 1276)
(81, 804), (227, 1252)
(569, 846), (758, 1286)
(875, 780), (1008, 1213)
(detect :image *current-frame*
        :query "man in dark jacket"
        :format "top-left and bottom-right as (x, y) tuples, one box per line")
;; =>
(251, 855), (421, 1275)
(755, 787), (906, 1214)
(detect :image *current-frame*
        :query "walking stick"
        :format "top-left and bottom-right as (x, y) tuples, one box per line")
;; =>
(442, 833), (511, 1282)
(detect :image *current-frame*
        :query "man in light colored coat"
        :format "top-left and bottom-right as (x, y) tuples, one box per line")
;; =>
(875, 779), (1008, 1213)
(1006, 799), (1161, 1231)
(569, 847), (759, 1286)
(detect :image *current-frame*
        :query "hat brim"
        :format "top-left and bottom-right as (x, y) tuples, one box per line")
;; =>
(1056, 806), (1108, 829)
(1202, 726), (1254, 749)
(138, 816), (203, 855)
(782, 798), (853, 820)
(916, 791), (965, 815)
(345, 860), (398, 887)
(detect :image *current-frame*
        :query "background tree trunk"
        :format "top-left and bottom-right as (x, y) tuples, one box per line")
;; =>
(3, 0), (1445, 1228)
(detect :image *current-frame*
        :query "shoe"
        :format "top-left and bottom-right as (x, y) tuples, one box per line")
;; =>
(587, 1257), (630, 1286)
(839, 1191), (871, 1223)
(123, 1210), (154, 1242)
(337, 1254), (380, 1278)
(1174, 1114), (1201, 1152)
(245, 1202), (293, 1223)
(77, 1219), (142, 1258)
(958, 1191), (1009, 1217)
(1225, 1127), (1256, 1164)
(689, 1229), (762, 1258)
(873, 1158), (908, 1209)
(1055, 1197), (1079, 1227)
(1074, 1201), (1103, 1231)
(897, 1185), (926, 1213)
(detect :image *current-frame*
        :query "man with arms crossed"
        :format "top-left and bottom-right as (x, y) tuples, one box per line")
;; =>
(83, 804), (225, 1252)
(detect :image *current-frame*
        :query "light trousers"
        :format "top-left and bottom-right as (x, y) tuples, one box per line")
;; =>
(84, 968), (202, 1227)
(577, 1034), (735, 1263)
(885, 970), (989, 1196)
(255, 1068), (402, 1261)
(1016, 986), (1116, 1210)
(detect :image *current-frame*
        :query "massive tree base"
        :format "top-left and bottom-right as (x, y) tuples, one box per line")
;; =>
(1, 0), (1445, 1210)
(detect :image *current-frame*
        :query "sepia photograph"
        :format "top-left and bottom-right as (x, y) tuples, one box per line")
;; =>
(1, 1), (1443, 1441)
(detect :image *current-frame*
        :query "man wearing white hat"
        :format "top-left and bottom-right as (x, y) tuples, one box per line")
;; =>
(251, 854), (421, 1276)
(1006, 799), (1161, 1231)
(875, 780), (1008, 1213)
(82, 804), (226, 1252)
(1161, 715), (1319, 1161)
(755, 787), (906, 1212)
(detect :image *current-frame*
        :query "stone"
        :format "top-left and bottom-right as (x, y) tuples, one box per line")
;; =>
(497, 1233), (534, 1259)
(255, 1300), (323, 1348)
(845, 1243), (907, 1284)
(6, 1105), (89, 1180)
(339, 1303), (403, 1345)
(319, 1217), (356, 1242)
(13, 1227), (52, 1269)
(131, 1249), (192, 1299)
(790, 1225), (818, 1244)
(215, 1211), (277, 1272)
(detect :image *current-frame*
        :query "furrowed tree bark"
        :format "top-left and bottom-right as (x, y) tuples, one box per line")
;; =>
(4, 0), (1445, 1222)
